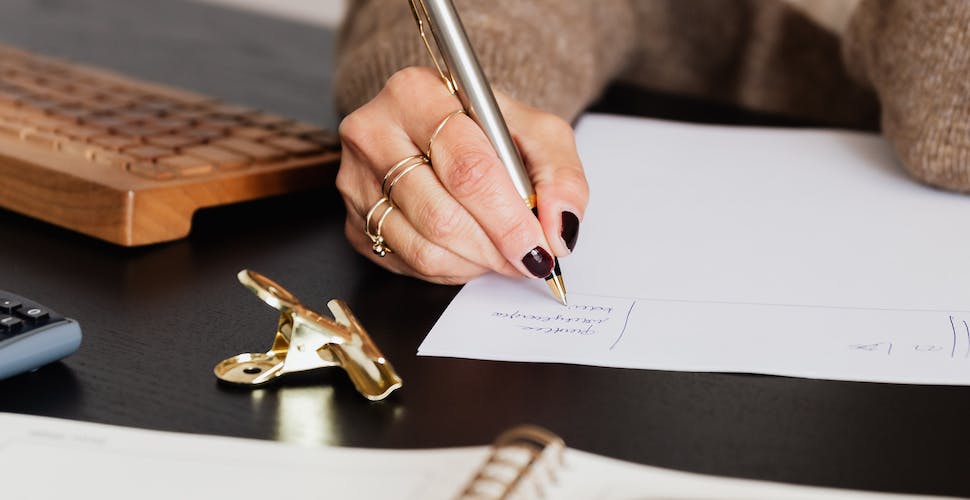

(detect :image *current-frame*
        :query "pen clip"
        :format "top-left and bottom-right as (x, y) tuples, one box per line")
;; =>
(408, 0), (457, 95)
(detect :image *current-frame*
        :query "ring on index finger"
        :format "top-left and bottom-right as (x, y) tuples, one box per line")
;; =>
(426, 109), (465, 163)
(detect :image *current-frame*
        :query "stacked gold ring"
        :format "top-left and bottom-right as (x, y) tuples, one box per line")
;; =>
(363, 109), (465, 258)
(364, 197), (394, 257)
(382, 154), (429, 206)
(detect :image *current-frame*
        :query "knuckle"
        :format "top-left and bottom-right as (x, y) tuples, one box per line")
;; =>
(384, 67), (438, 101)
(410, 242), (450, 277)
(534, 113), (573, 137)
(420, 203), (464, 241)
(559, 169), (590, 199)
(496, 216), (535, 252)
(441, 145), (498, 199)
(334, 162), (353, 195)
(337, 111), (373, 156)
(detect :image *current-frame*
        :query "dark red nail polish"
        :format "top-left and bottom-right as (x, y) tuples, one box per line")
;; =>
(561, 211), (579, 251)
(522, 246), (554, 278)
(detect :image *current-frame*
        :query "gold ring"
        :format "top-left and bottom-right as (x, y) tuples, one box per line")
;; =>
(386, 156), (430, 207)
(426, 109), (465, 162)
(382, 154), (427, 196)
(364, 197), (395, 257)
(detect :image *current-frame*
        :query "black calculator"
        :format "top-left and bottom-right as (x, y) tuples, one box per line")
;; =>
(0, 290), (82, 380)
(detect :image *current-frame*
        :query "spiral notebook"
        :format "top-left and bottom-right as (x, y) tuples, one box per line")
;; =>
(0, 413), (947, 499)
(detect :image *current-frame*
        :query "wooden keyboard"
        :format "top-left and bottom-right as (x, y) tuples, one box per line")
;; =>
(0, 43), (340, 246)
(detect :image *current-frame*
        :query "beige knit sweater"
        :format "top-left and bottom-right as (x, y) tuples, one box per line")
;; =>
(335, 0), (970, 193)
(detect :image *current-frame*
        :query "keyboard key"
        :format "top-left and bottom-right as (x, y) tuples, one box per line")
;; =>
(232, 126), (275, 140)
(303, 130), (339, 148)
(83, 114), (131, 132)
(246, 112), (289, 127)
(280, 121), (321, 136)
(17, 307), (49, 324)
(0, 299), (22, 314)
(158, 155), (213, 177)
(0, 316), (23, 333)
(125, 145), (175, 161)
(183, 145), (249, 170)
(22, 129), (61, 149)
(183, 127), (225, 142)
(90, 148), (134, 168)
(56, 124), (107, 141)
(92, 134), (139, 151)
(0, 117), (22, 137)
(128, 161), (176, 181)
(265, 136), (321, 156)
(211, 138), (285, 163)
(148, 134), (199, 149)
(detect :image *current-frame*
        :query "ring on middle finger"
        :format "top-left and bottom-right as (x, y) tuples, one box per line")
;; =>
(382, 154), (427, 195)
(385, 156), (431, 207)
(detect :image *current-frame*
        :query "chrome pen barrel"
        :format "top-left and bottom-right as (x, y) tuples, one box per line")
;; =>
(421, 0), (535, 201)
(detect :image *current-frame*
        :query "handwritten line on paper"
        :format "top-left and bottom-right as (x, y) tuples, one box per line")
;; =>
(419, 274), (970, 385)
(963, 320), (970, 358)
(610, 300), (638, 350)
(951, 316), (957, 358)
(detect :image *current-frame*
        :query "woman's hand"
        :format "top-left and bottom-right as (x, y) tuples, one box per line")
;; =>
(336, 66), (588, 284)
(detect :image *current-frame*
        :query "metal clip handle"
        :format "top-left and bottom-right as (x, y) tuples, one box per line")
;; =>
(213, 270), (403, 401)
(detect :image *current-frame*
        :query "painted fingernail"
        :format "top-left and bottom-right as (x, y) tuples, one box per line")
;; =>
(522, 246), (555, 278)
(561, 211), (579, 252)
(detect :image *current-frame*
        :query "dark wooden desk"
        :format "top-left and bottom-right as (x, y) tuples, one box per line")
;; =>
(1, 1), (968, 497)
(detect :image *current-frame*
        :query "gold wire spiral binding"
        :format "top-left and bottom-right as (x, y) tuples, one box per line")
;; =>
(456, 425), (566, 500)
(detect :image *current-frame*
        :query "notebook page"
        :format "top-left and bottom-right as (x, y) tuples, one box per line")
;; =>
(0, 413), (949, 499)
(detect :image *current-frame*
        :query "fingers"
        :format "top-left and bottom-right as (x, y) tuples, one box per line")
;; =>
(344, 190), (492, 285)
(337, 65), (588, 283)
(384, 159), (522, 278)
(499, 94), (589, 256)
(420, 111), (557, 278)
(338, 67), (520, 280)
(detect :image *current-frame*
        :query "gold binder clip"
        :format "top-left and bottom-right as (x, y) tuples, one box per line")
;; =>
(213, 270), (403, 401)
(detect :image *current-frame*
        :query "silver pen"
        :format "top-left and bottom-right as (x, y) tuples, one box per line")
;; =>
(409, 0), (568, 305)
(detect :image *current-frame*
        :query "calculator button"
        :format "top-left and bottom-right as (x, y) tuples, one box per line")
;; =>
(0, 299), (21, 314)
(17, 307), (49, 324)
(0, 315), (22, 333)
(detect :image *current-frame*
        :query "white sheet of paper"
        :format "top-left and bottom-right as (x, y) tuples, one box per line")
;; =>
(418, 114), (970, 385)
(0, 413), (947, 499)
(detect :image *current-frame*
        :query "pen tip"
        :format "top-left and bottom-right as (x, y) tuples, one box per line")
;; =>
(546, 274), (567, 306)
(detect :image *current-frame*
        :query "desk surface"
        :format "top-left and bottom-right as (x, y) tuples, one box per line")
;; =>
(1, 1), (969, 497)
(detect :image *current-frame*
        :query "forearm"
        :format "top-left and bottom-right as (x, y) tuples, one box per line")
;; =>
(334, 0), (637, 121)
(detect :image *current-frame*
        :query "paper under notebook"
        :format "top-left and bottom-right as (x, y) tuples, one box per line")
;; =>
(0, 413), (948, 499)
(419, 114), (970, 385)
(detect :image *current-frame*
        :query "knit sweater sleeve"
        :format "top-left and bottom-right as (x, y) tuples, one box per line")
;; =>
(843, 0), (970, 193)
(334, 0), (637, 121)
